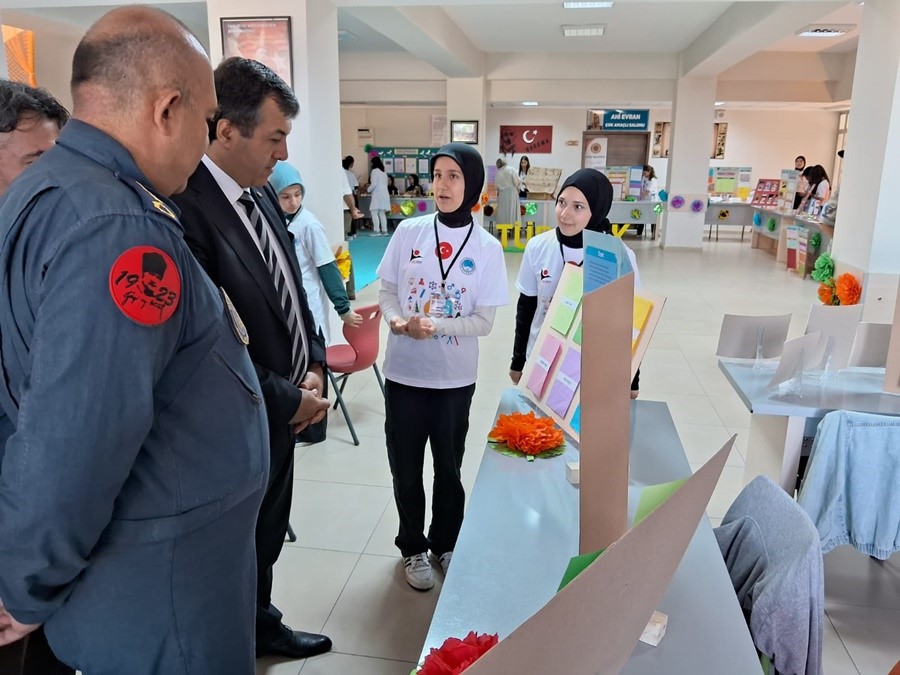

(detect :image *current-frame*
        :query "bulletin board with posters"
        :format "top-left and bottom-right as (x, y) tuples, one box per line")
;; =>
(221, 17), (293, 87)
(708, 167), (753, 201)
(370, 146), (441, 190)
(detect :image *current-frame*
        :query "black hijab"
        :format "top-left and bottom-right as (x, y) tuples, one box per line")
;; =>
(556, 168), (614, 248)
(430, 143), (485, 227)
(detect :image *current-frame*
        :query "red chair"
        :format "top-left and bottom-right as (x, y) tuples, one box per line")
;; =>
(325, 303), (385, 445)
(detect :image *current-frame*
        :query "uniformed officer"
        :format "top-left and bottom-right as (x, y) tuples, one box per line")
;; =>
(0, 7), (268, 675)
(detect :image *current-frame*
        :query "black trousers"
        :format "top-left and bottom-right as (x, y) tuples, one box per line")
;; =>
(255, 424), (294, 645)
(384, 380), (476, 558)
(0, 629), (74, 675)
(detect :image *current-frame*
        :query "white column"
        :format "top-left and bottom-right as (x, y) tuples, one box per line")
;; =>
(446, 77), (486, 223)
(660, 75), (716, 249)
(206, 0), (344, 245)
(830, 0), (900, 322)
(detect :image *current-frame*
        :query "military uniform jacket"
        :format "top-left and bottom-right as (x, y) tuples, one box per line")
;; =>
(0, 120), (269, 629)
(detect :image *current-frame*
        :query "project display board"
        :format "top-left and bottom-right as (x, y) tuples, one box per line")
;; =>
(523, 167), (562, 199)
(371, 146), (440, 184)
(518, 256), (665, 442)
(751, 178), (781, 208)
(708, 167), (752, 200)
(601, 166), (643, 200)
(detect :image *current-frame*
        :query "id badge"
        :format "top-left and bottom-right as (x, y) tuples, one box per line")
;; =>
(428, 292), (445, 318)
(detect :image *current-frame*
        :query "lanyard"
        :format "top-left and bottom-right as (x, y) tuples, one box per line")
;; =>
(559, 241), (584, 268)
(433, 214), (474, 291)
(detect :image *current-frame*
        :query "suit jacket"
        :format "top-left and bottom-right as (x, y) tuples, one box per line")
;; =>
(173, 162), (326, 443)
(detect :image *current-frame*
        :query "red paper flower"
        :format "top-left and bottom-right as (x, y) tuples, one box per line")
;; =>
(417, 632), (499, 675)
(489, 411), (564, 455)
(835, 273), (862, 306)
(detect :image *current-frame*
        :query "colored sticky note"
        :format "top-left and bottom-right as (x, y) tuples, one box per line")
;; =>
(634, 478), (688, 526)
(526, 334), (563, 399)
(558, 549), (605, 591)
(550, 272), (583, 336)
(570, 405), (581, 434)
(632, 295), (653, 351)
(573, 322), (582, 346)
(546, 349), (581, 418)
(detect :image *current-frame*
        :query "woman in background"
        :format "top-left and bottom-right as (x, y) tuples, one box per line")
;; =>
(637, 164), (659, 237)
(366, 156), (391, 235)
(495, 158), (522, 226)
(798, 165), (831, 212)
(518, 155), (531, 198)
(510, 168), (643, 398)
(405, 174), (425, 197)
(388, 175), (399, 196)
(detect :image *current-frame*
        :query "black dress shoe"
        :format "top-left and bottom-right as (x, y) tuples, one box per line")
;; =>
(256, 629), (332, 659)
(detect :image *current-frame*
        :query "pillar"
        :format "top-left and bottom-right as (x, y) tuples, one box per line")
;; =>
(660, 74), (716, 249)
(446, 77), (486, 224)
(206, 0), (345, 245)
(0, 11), (8, 80)
(830, 0), (900, 322)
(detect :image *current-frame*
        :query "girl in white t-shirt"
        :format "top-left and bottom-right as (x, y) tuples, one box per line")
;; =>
(510, 168), (642, 396)
(377, 143), (508, 592)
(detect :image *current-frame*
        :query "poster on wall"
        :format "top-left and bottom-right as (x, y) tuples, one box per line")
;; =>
(652, 122), (670, 158)
(711, 122), (728, 160)
(431, 115), (448, 146)
(221, 17), (292, 87)
(583, 137), (608, 170)
(499, 125), (554, 154)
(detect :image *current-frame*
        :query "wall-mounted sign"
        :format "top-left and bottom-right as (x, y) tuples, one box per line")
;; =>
(499, 125), (554, 154)
(587, 109), (650, 132)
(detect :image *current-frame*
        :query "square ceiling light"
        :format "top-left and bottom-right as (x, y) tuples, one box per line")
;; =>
(795, 24), (854, 37)
(563, 1), (615, 7)
(562, 24), (606, 37)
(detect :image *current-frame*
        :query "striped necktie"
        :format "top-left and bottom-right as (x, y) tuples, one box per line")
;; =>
(238, 191), (307, 384)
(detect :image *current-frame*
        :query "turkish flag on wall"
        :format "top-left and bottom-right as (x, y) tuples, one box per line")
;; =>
(499, 125), (553, 154)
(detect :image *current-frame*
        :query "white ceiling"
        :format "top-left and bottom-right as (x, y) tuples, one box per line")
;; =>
(337, 9), (406, 53)
(443, 2), (731, 53)
(763, 2), (861, 52)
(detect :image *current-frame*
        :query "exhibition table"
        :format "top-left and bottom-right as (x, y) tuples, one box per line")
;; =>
(719, 360), (900, 492)
(420, 389), (760, 674)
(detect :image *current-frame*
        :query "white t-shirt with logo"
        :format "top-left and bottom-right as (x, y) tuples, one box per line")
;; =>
(378, 214), (509, 389)
(516, 229), (641, 357)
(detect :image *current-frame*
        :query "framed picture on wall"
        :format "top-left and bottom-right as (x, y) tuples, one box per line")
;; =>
(221, 17), (293, 87)
(450, 120), (479, 144)
(711, 122), (728, 160)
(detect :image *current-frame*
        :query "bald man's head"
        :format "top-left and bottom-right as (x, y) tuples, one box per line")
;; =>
(68, 6), (217, 197)
(71, 7), (208, 113)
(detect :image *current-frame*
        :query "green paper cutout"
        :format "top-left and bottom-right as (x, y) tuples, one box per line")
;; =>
(634, 478), (688, 525)
(489, 441), (565, 462)
(549, 271), (583, 335)
(573, 322), (582, 345)
(558, 549), (606, 591)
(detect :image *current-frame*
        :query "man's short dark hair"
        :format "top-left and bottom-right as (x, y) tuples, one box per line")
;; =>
(0, 80), (69, 134)
(210, 57), (299, 142)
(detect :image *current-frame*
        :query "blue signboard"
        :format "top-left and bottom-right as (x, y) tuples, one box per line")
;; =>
(602, 110), (649, 132)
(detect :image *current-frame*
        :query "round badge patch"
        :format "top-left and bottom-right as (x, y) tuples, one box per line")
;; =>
(460, 257), (476, 275)
(436, 242), (453, 260)
(109, 246), (181, 326)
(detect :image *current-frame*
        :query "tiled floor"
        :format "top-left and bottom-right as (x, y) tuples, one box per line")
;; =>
(259, 232), (900, 675)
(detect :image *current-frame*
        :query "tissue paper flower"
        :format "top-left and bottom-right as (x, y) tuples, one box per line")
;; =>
(631, 208), (642, 220)
(809, 232), (822, 248)
(835, 273), (862, 306)
(811, 252), (835, 283)
(818, 282), (835, 306)
(525, 202), (538, 216)
(691, 199), (705, 213)
(415, 632), (499, 675)
(417, 200), (427, 212)
(483, 205), (494, 217)
(670, 195), (685, 209)
(489, 411), (565, 460)
(400, 200), (416, 217)
(718, 209), (730, 220)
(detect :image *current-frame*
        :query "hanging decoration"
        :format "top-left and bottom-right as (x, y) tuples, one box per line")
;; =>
(390, 203), (401, 215)
(835, 273), (862, 306)
(670, 195), (685, 209)
(766, 218), (777, 232)
(653, 203), (664, 215)
(658, 189), (668, 202)
(718, 209), (730, 221)
(481, 194), (489, 205)
(690, 199), (705, 213)
(417, 200), (427, 212)
(752, 212), (762, 227)
(400, 200), (416, 217)
(483, 205), (494, 217)
(525, 202), (538, 216)
(809, 232), (822, 249)
(811, 252), (835, 282)
(471, 203), (481, 213)
(630, 208), (642, 220)
(363, 143), (373, 152)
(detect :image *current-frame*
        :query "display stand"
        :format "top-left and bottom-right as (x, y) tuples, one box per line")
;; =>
(715, 313), (792, 361)
(883, 282), (900, 395)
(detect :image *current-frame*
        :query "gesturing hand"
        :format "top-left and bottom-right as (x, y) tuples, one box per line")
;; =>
(0, 600), (39, 647)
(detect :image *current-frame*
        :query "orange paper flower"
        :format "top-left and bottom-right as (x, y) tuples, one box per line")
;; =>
(417, 632), (498, 675)
(489, 411), (564, 455)
(835, 273), (862, 306)
(818, 283), (834, 305)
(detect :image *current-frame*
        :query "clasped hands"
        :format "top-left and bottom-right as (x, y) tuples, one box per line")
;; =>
(290, 364), (330, 435)
(389, 315), (435, 340)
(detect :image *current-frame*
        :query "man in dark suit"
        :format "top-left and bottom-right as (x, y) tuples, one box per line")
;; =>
(173, 57), (332, 661)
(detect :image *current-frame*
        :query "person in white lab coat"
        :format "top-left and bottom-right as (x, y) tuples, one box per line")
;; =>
(366, 156), (391, 235)
(495, 158), (521, 226)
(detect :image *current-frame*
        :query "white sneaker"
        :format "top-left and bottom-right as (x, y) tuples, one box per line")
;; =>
(403, 553), (434, 591)
(436, 551), (452, 576)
